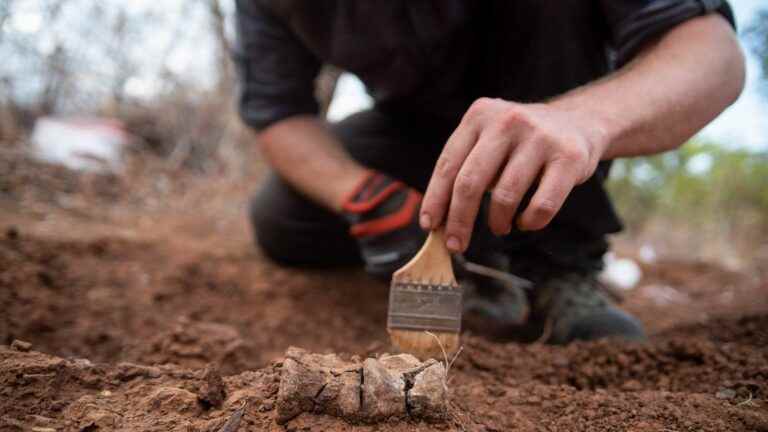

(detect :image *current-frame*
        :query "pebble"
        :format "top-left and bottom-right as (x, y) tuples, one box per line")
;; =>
(408, 361), (448, 422)
(11, 339), (32, 352)
(487, 385), (506, 398)
(716, 388), (736, 400)
(621, 380), (643, 391)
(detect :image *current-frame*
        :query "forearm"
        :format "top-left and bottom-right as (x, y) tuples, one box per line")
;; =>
(552, 14), (745, 160)
(256, 116), (367, 212)
(420, 12), (747, 247)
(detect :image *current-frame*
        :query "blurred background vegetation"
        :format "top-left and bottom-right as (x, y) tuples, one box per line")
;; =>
(0, 0), (766, 265)
(605, 10), (768, 266)
(607, 141), (768, 266)
(609, 142), (768, 233)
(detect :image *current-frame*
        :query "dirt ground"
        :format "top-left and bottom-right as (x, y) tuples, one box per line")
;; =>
(1, 153), (767, 431)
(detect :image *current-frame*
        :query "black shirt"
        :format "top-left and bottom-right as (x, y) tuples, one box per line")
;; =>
(234, 0), (735, 131)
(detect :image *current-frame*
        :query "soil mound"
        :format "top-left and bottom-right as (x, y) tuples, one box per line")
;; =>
(2, 316), (767, 432)
(1, 156), (766, 430)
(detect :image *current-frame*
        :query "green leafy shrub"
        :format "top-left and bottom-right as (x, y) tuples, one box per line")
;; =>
(607, 140), (768, 238)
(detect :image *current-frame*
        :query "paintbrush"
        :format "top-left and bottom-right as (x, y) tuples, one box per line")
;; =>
(388, 228), (462, 359)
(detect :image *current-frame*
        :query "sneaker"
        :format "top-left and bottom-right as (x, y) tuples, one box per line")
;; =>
(454, 254), (530, 329)
(532, 273), (646, 344)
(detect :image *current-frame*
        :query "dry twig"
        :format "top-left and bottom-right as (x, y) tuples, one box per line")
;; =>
(736, 392), (760, 407)
(216, 401), (247, 432)
(424, 331), (468, 430)
(424, 331), (463, 387)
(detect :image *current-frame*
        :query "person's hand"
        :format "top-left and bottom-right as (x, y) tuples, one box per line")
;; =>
(342, 171), (426, 279)
(419, 97), (610, 253)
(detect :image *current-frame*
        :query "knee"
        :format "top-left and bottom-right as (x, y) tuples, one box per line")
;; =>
(248, 192), (294, 263)
(247, 187), (360, 267)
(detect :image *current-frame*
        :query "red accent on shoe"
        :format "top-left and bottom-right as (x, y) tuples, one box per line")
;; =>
(340, 170), (376, 211)
(349, 190), (421, 237)
(343, 181), (406, 214)
(360, 173), (385, 201)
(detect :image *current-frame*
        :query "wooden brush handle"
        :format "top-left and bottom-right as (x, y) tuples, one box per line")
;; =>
(392, 228), (456, 285)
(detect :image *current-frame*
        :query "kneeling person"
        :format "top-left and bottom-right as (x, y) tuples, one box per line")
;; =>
(235, 1), (745, 344)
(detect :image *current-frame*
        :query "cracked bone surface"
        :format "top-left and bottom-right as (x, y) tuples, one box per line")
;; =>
(276, 347), (447, 424)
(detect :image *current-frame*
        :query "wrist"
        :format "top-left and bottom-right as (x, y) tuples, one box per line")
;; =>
(586, 109), (614, 162)
(547, 97), (618, 162)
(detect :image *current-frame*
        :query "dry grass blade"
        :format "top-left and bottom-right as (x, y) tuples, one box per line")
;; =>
(425, 331), (469, 431)
(736, 392), (760, 407)
(424, 331), (464, 387)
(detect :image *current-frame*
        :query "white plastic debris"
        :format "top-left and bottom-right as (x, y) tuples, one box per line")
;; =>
(30, 117), (130, 173)
(599, 253), (642, 291)
(326, 73), (374, 122)
(638, 244), (657, 264)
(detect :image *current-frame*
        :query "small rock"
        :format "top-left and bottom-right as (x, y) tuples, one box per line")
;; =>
(79, 409), (119, 430)
(621, 380), (643, 391)
(525, 395), (542, 404)
(198, 364), (227, 409)
(276, 357), (326, 424)
(278, 347), (366, 423)
(316, 369), (361, 419)
(716, 388), (737, 400)
(487, 385), (506, 398)
(11, 339), (32, 352)
(73, 358), (94, 369)
(360, 358), (407, 421)
(147, 387), (200, 413)
(115, 362), (161, 381)
(408, 362), (447, 422)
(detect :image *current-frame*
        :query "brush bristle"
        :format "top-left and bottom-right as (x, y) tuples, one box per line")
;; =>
(389, 329), (460, 360)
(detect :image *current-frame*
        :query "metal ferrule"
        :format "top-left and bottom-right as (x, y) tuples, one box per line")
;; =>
(387, 281), (463, 333)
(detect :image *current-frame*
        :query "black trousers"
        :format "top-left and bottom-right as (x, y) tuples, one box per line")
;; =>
(250, 109), (622, 281)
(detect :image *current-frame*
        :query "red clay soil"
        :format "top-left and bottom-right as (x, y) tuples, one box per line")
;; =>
(0, 155), (767, 431)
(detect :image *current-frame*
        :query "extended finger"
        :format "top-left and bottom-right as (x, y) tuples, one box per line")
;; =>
(444, 132), (512, 252)
(517, 160), (577, 231)
(487, 144), (545, 236)
(420, 119), (479, 231)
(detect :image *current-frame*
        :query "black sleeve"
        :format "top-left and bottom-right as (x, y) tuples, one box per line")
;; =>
(600, 0), (737, 67)
(233, 0), (321, 131)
